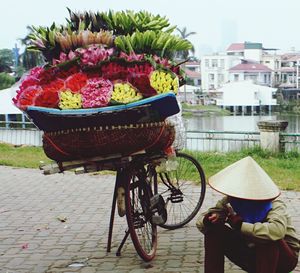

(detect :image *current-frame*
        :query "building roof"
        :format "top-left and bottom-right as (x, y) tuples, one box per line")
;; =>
(280, 67), (296, 73)
(185, 61), (200, 66)
(229, 62), (272, 72)
(281, 53), (300, 62)
(227, 43), (245, 51)
(184, 69), (201, 78)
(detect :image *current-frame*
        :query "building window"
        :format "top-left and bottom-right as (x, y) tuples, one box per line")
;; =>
(220, 59), (225, 68)
(212, 59), (218, 67)
(218, 74), (224, 83)
(205, 59), (209, 67)
(264, 74), (267, 83)
(209, 73), (215, 81)
(234, 74), (239, 81)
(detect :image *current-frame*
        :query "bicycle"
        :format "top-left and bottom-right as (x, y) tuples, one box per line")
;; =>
(41, 148), (206, 262)
(104, 149), (206, 261)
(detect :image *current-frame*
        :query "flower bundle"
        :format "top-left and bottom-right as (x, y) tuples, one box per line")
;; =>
(13, 9), (191, 111)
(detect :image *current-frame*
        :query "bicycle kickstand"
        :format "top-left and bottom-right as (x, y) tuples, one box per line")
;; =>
(116, 229), (130, 256)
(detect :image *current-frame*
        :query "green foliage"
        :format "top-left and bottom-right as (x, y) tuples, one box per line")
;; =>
(26, 9), (191, 61)
(67, 9), (174, 35)
(0, 143), (299, 191)
(0, 72), (15, 90)
(0, 143), (51, 168)
(114, 30), (192, 58)
(0, 49), (14, 73)
(188, 147), (300, 191)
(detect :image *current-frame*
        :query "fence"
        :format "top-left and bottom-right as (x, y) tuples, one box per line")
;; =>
(1, 121), (300, 153)
(185, 130), (260, 152)
(280, 133), (300, 152)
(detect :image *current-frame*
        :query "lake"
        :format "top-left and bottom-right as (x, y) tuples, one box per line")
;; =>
(185, 113), (300, 133)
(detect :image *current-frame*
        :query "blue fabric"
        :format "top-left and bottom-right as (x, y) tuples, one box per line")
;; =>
(230, 198), (272, 224)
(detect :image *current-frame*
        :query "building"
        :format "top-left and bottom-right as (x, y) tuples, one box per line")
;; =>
(177, 84), (200, 103)
(201, 53), (241, 92)
(279, 53), (300, 88)
(183, 61), (201, 86)
(201, 42), (280, 93)
(215, 80), (277, 113)
(229, 60), (272, 86)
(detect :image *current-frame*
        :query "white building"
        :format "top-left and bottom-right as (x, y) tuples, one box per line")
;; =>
(201, 42), (281, 93)
(201, 53), (241, 92)
(184, 61), (201, 86)
(177, 84), (200, 103)
(229, 60), (272, 86)
(215, 80), (277, 113)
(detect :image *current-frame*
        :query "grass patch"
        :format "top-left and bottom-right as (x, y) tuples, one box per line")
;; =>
(0, 143), (51, 168)
(0, 143), (299, 191)
(183, 147), (300, 192)
(181, 103), (230, 116)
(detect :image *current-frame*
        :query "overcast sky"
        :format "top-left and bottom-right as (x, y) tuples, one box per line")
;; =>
(1, 0), (300, 57)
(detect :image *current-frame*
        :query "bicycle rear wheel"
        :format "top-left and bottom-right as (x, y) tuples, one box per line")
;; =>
(156, 152), (206, 230)
(124, 166), (157, 261)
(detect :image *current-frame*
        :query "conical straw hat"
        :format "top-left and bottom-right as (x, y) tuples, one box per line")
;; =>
(208, 156), (280, 200)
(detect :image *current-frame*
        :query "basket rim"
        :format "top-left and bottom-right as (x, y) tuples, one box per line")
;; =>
(27, 92), (176, 115)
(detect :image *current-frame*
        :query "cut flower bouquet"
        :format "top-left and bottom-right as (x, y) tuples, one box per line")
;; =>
(13, 9), (192, 111)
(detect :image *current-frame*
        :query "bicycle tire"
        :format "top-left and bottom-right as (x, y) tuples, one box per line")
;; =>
(155, 151), (206, 230)
(124, 166), (157, 261)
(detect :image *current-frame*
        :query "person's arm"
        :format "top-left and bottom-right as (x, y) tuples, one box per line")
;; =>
(196, 196), (229, 234)
(241, 199), (288, 241)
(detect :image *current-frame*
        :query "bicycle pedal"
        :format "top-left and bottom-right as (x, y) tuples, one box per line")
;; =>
(152, 215), (166, 225)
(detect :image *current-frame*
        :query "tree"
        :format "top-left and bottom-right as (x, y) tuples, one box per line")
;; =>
(0, 49), (14, 73)
(19, 26), (44, 70)
(176, 27), (196, 60)
(0, 72), (15, 90)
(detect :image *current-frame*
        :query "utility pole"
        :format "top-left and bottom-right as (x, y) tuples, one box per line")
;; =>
(12, 43), (19, 69)
(297, 59), (300, 89)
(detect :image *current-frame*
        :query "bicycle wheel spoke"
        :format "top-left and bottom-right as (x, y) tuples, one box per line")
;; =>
(157, 152), (206, 229)
(125, 167), (157, 261)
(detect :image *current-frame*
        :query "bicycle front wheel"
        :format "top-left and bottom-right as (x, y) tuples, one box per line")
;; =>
(124, 166), (157, 261)
(156, 152), (206, 230)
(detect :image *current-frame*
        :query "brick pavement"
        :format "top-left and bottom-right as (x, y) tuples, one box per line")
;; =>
(0, 166), (299, 273)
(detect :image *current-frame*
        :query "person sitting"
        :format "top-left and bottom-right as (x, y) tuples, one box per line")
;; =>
(196, 156), (299, 273)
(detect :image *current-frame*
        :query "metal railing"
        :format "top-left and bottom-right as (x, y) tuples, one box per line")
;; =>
(280, 133), (300, 152)
(1, 121), (300, 153)
(185, 130), (260, 152)
(0, 121), (42, 146)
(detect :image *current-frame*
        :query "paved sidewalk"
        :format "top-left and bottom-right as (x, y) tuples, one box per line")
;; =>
(0, 166), (299, 273)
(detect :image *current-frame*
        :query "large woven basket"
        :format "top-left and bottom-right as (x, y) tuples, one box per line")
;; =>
(43, 122), (175, 161)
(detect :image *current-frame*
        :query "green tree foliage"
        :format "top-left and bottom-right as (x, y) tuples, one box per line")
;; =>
(0, 72), (15, 90)
(0, 49), (14, 73)
(176, 27), (196, 60)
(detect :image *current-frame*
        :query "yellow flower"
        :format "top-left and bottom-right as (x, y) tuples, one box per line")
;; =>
(150, 70), (179, 94)
(111, 83), (142, 104)
(59, 90), (82, 109)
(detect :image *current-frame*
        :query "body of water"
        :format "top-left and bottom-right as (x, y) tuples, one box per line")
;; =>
(185, 114), (300, 133)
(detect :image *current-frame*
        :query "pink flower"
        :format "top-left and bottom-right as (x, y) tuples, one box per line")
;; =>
(119, 52), (145, 61)
(78, 45), (114, 66)
(80, 78), (113, 108)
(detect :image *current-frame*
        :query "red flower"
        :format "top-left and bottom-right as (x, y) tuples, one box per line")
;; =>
(56, 66), (80, 79)
(14, 86), (42, 110)
(35, 90), (59, 108)
(129, 74), (157, 97)
(38, 67), (57, 85)
(65, 72), (88, 92)
(42, 79), (65, 93)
